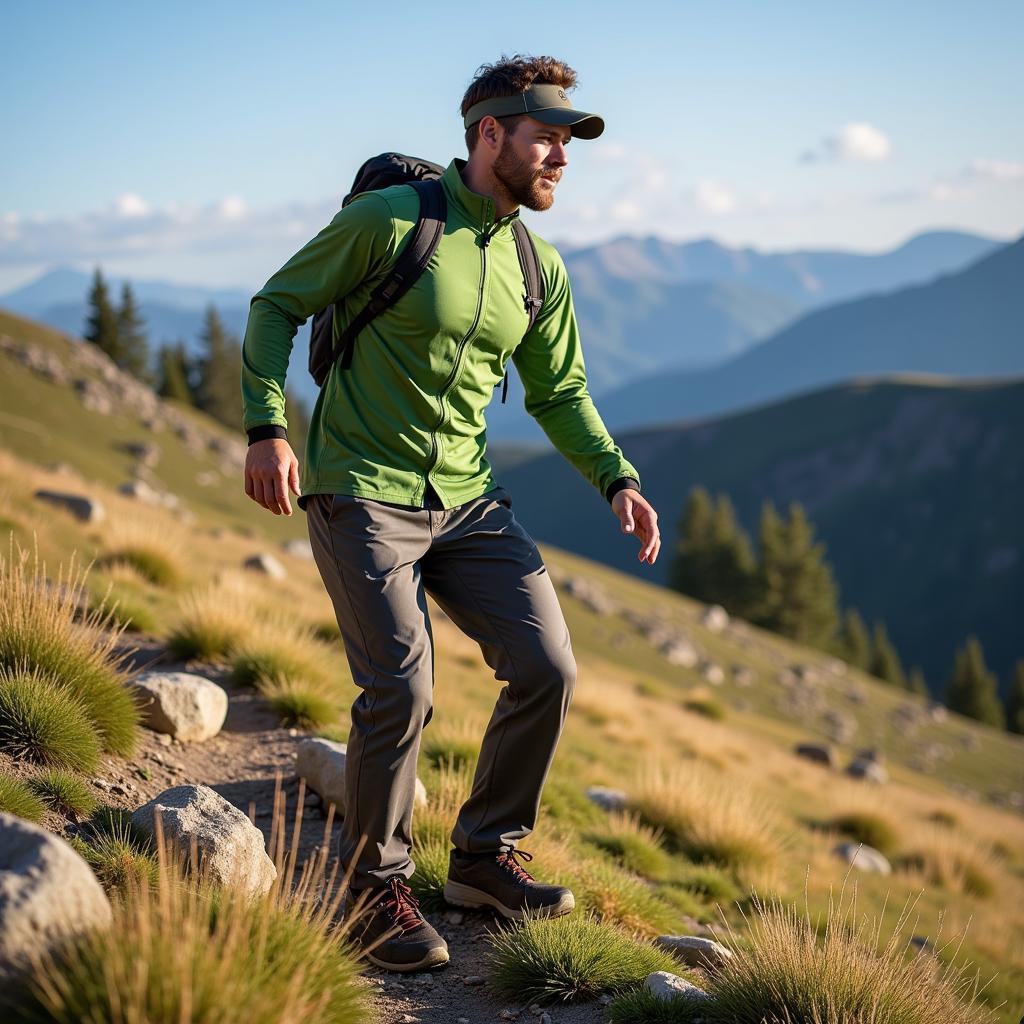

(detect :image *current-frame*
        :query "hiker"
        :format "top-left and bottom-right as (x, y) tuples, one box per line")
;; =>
(240, 54), (661, 972)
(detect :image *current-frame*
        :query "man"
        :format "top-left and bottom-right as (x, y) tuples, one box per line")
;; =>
(241, 54), (660, 972)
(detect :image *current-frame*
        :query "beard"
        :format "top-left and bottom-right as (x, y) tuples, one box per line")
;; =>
(492, 132), (559, 212)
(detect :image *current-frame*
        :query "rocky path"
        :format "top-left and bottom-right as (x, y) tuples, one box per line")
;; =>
(101, 637), (609, 1024)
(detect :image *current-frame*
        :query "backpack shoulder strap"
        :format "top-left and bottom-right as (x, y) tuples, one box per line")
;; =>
(335, 178), (446, 371)
(502, 218), (547, 403)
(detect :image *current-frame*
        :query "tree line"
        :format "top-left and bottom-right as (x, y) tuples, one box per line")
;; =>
(82, 268), (308, 447)
(668, 486), (1023, 733)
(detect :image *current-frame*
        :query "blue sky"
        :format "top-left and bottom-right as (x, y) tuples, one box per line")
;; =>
(2, 0), (1022, 292)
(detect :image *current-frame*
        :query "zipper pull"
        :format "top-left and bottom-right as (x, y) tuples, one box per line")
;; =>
(481, 226), (495, 248)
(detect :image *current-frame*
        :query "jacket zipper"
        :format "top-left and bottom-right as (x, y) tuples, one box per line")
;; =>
(425, 223), (497, 498)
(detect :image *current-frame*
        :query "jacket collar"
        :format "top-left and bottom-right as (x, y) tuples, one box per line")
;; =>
(441, 157), (521, 236)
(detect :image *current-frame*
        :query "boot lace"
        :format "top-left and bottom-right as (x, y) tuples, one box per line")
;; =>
(496, 847), (536, 884)
(377, 877), (423, 933)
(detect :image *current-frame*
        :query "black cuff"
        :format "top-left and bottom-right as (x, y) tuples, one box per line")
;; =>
(247, 424), (289, 445)
(606, 476), (641, 503)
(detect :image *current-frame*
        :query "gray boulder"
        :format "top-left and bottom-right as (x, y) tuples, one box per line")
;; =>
(132, 785), (276, 896)
(795, 742), (835, 768)
(243, 552), (286, 579)
(846, 757), (888, 784)
(130, 671), (228, 742)
(833, 842), (891, 875)
(701, 604), (729, 632)
(655, 934), (733, 973)
(0, 813), (112, 976)
(33, 489), (105, 523)
(644, 971), (712, 1002)
(585, 785), (629, 812)
(281, 538), (314, 560)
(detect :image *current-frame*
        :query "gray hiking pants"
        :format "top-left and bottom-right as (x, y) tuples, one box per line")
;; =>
(305, 483), (576, 889)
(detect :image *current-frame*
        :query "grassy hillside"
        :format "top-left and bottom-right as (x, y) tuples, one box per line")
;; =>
(491, 375), (1024, 690)
(1, 305), (1022, 1020)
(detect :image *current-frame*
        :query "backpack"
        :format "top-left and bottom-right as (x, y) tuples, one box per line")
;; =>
(307, 152), (546, 404)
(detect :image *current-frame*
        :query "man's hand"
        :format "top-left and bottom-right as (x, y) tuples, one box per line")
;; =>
(612, 488), (660, 564)
(244, 438), (301, 516)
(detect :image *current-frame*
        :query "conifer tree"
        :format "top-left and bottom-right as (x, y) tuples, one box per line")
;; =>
(752, 501), (840, 647)
(115, 282), (152, 382)
(945, 635), (1005, 728)
(1004, 662), (1024, 735)
(869, 621), (906, 688)
(156, 341), (195, 404)
(840, 608), (871, 670)
(907, 666), (930, 697)
(194, 305), (243, 430)
(83, 267), (121, 360)
(669, 487), (715, 599)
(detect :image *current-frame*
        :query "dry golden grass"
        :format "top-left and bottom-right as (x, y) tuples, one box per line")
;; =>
(895, 823), (1000, 899)
(97, 515), (188, 589)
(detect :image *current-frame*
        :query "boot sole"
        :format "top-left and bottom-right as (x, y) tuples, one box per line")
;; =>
(363, 945), (450, 972)
(443, 879), (575, 921)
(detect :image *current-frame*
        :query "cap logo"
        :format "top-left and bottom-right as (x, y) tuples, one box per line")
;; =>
(557, 89), (567, 101)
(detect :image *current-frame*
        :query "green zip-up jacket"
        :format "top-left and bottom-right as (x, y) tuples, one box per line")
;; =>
(241, 156), (641, 512)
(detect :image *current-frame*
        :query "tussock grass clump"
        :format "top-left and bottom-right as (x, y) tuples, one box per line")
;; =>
(895, 826), (998, 899)
(608, 988), (707, 1023)
(98, 518), (186, 588)
(88, 575), (160, 634)
(0, 665), (101, 772)
(413, 758), (475, 847)
(572, 856), (681, 936)
(16, 783), (370, 1024)
(166, 580), (256, 660)
(584, 811), (674, 882)
(0, 543), (139, 757)
(832, 810), (900, 857)
(629, 762), (781, 881)
(70, 807), (158, 893)
(230, 626), (330, 688)
(420, 715), (483, 771)
(27, 767), (97, 818)
(683, 695), (727, 721)
(703, 889), (995, 1024)
(407, 834), (452, 912)
(0, 772), (46, 822)
(261, 676), (337, 730)
(486, 912), (679, 1005)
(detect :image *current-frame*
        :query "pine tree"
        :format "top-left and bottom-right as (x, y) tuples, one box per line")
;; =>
(869, 621), (906, 688)
(840, 608), (871, 670)
(668, 488), (756, 616)
(907, 666), (930, 697)
(752, 501), (840, 648)
(945, 635), (1005, 729)
(156, 341), (195, 404)
(194, 305), (243, 430)
(1004, 662), (1024, 735)
(115, 282), (151, 382)
(83, 267), (121, 361)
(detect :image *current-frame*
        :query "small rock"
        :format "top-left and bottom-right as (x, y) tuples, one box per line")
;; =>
(156, 733), (173, 747)
(644, 971), (711, 1002)
(498, 1010), (520, 1021)
(701, 604), (729, 632)
(130, 671), (228, 742)
(282, 538), (314, 560)
(655, 934), (733, 973)
(794, 742), (835, 768)
(833, 842), (891, 875)
(33, 489), (105, 523)
(463, 974), (485, 986)
(445, 910), (464, 925)
(699, 660), (725, 685)
(846, 758), (888, 785)
(243, 553), (286, 579)
(296, 738), (348, 813)
(398, 1015), (419, 1023)
(585, 785), (628, 812)
(539, 1015), (552, 1024)
(414, 776), (428, 808)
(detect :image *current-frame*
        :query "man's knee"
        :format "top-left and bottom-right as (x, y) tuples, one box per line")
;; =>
(517, 640), (576, 707)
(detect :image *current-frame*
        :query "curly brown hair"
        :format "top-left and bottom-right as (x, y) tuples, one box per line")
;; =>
(460, 53), (579, 153)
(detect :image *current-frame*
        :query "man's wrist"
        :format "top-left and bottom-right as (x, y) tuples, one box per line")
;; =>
(246, 424), (289, 446)
(606, 476), (641, 504)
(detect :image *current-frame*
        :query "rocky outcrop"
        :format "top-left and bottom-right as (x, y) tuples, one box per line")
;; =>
(0, 813), (112, 976)
(32, 489), (105, 523)
(130, 672), (228, 742)
(132, 785), (276, 896)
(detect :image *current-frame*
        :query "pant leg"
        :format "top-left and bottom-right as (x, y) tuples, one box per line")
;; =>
(420, 485), (577, 854)
(305, 491), (434, 888)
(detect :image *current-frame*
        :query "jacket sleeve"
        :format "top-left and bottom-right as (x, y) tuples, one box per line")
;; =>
(240, 192), (397, 436)
(511, 246), (641, 503)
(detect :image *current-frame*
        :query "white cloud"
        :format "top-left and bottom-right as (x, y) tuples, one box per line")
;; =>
(803, 122), (892, 163)
(962, 158), (1024, 183)
(878, 156), (1024, 205)
(692, 178), (738, 214)
(114, 193), (151, 218)
(216, 195), (248, 220)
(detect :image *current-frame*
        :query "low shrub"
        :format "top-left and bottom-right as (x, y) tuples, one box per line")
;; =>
(831, 811), (899, 857)
(683, 696), (726, 721)
(486, 912), (679, 1005)
(0, 772), (45, 822)
(27, 767), (97, 818)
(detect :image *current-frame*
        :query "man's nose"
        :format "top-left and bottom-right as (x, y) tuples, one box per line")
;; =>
(550, 141), (569, 166)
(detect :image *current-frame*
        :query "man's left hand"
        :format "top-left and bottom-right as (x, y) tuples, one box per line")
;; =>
(612, 488), (660, 565)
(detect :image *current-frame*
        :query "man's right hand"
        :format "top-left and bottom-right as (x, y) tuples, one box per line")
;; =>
(244, 438), (301, 516)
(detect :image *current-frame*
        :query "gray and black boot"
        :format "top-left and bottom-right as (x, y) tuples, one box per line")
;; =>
(443, 847), (575, 920)
(345, 876), (449, 972)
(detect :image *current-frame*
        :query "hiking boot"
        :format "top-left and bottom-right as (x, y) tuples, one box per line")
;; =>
(443, 847), (575, 920)
(345, 876), (449, 972)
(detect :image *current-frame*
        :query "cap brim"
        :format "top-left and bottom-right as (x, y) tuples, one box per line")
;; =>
(530, 106), (605, 140)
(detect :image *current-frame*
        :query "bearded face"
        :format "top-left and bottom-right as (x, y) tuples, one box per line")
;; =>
(491, 125), (562, 212)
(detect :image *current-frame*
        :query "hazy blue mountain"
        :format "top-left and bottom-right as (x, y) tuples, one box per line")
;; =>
(488, 376), (1024, 691)
(592, 235), (1024, 433)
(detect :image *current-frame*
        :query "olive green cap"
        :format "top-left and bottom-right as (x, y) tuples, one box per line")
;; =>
(463, 83), (605, 140)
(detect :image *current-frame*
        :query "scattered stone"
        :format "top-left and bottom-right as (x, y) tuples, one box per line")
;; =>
(498, 1010), (521, 1021)
(243, 552), (287, 579)
(463, 975), (485, 986)
(833, 842), (892, 875)
(655, 934), (734, 973)
(795, 742), (835, 768)
(130, 671), (228, 742)
(414, 776), (428, 808)
(701, 604), (729, 632)
(282, 538), (314, 559)
(732, 664), (755, 687)
(296, 738), (348, 812)
(562, 576), (616, 615)
(118, 479), (164, 505)
(927, 703), (948, 723)
(132, 785), (277, 896)
(0, 813), (112, 977)
(445, 910), (464, 925)
(123, 441), (161, 466)
(846, 757), (888, 785)
(539, 1015), (552, 1024)
(660, 636), (698, 668)
(699, 660), (725, 685)
(33, 489), (105, 523)
(644, 971), (712, 1002)
(585, 785), (628, 812)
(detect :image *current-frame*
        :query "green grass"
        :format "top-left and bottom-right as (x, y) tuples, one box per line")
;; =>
(88, 580), (160, 634)
(583, 812), (674, 882)
(261, 677), (337, 730)
(406, 834), (452, 913)
(98, 548), (181, 589)
(0, 666), (101, 772)
(70, 807), (159, 893)
(831, 811), (899, 856)
(27, 767), (97, 818)
(485, 913), (681, 1005)
(0, 772), (46, 822)
(683, 696), (727, 721)
(608, 988), (708, 1023)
